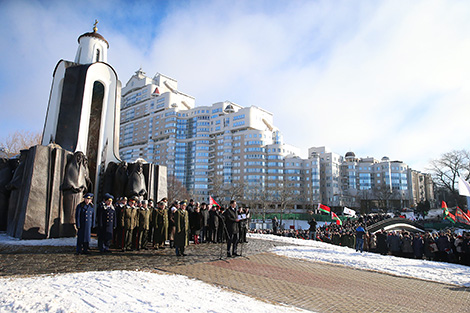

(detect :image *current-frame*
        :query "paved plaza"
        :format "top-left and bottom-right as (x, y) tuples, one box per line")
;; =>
(1, 237), (469, 312)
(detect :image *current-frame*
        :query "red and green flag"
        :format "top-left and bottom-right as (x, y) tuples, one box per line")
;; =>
(331, 211), (342, 225)
(456, 207), (470, 225)
(441, 201), (456, 223)
(318, 203), (331, 214)
(209, 196), (220, 208)
(444, 212), (456, 223)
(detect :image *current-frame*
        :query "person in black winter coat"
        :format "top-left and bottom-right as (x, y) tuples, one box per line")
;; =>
(97, 193), (116, 253)
(190, 206), (202, 244)
(75, 193), (95, 255)
(224, 200), (240, 257)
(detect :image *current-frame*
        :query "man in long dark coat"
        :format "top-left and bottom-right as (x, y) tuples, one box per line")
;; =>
(208, 205), (219, 243)
(224, 200), (240, 257)
(75, 193), (94, 255)
(97, 193), (116, 253)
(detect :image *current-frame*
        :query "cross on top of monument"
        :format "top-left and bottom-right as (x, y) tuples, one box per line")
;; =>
(93, 19), (98, 32)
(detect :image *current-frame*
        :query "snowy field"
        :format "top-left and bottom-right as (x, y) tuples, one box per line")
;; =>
(1, 233), (470, 312)
(0, 270), (307, 313)
(249, 233), (470, 287)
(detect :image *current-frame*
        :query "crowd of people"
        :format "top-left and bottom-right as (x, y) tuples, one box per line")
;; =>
(251, 213), (470, 266)
(75, 194), (470, 266)
(75, 193), (251, 257)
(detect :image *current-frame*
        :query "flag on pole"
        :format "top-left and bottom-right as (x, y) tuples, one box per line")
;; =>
(331, 212), (342, 225)
(456, 207), (470, 225)
(458, 176), (470, 197)
(441, 201), (448, 210)
(318, 203), (331, 214)
(209, 196), (220, 208)
(441, 201), (456, 223)
(343, 207), (356, 216)
(444, 211), (456, 223)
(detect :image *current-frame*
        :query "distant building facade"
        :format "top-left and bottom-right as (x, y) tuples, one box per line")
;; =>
(119, 70), (434, 211)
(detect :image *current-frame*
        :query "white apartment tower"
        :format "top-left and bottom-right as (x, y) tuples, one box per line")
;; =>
(120, 70), (320, 207)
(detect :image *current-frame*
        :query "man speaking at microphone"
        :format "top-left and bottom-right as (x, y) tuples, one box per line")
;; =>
(224, 200), (240, 257)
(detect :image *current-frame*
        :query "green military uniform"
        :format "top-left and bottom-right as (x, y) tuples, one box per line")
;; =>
(152, 204), (169, 249)
(138, 205), (151, 250)
(174, 204), (189, 256)
(123, 203), (138, 251)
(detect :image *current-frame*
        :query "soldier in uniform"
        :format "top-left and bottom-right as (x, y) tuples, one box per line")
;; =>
(97, 193), (116, 253)
(138, 200), (151, 250)
(114, 197), (127, 249)
(174, 200), (190, 256)
(123, 196), (138, 251)
(152, 200), (169, 249)
(75, 193), (94, 255)
(147, 199), (155, 245)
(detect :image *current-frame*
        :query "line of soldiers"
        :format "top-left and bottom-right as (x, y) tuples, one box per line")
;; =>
(113, 196), (169, 252)
(76, 193), (251, 256)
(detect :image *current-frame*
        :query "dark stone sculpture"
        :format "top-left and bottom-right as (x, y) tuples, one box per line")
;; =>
(0, 158), (15, 231)
(61, 151), (91, 236)
(125, 161), (147, 199)
(113, 161), (128, 198)
(0, 146), (166, 239)
(6, 150), (29, 236)
(102, 161), (117, 197)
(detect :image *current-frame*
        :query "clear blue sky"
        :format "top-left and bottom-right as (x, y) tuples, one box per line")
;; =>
(1, 0), (469, 171)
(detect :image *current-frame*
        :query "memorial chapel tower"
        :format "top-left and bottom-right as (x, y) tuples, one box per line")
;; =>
(42, 21), (121, 195)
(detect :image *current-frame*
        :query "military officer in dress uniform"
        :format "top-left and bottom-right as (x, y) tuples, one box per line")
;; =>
(123, 196), (138, 251)
(138, 200), (151, 250)
(75, 193), (94, 255)
(174, 200), (190, 256)
(114, 197), (127, 249)
(97, 193), (116, 253)
(152, 199), (169, 249)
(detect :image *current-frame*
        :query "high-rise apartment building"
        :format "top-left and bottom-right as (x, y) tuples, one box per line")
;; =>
(120, 70), (433, 210)
(120, 70), (320, 207)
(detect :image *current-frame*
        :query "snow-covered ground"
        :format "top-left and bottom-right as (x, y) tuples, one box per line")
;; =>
(1, 232), (469, 312)
(249, 233), (470, 287)
(0, 233), (96, 247)
(0, 270), (307, 313)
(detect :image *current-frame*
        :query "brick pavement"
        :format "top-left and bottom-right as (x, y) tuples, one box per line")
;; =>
(164, 253), (470, 313)
(1, 237), (469, 312)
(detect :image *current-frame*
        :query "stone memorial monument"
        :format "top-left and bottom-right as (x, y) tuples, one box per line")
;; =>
(0, 21), (167, 239)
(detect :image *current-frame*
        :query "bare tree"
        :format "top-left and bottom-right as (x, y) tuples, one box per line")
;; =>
(209, 175), (225, 205)
(167, 175), (191, 205)
(244, 184), (269, 221)
(0, 130), (41, 158)
(269, 181), (297, 228)
(428, 149), (470, 207)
